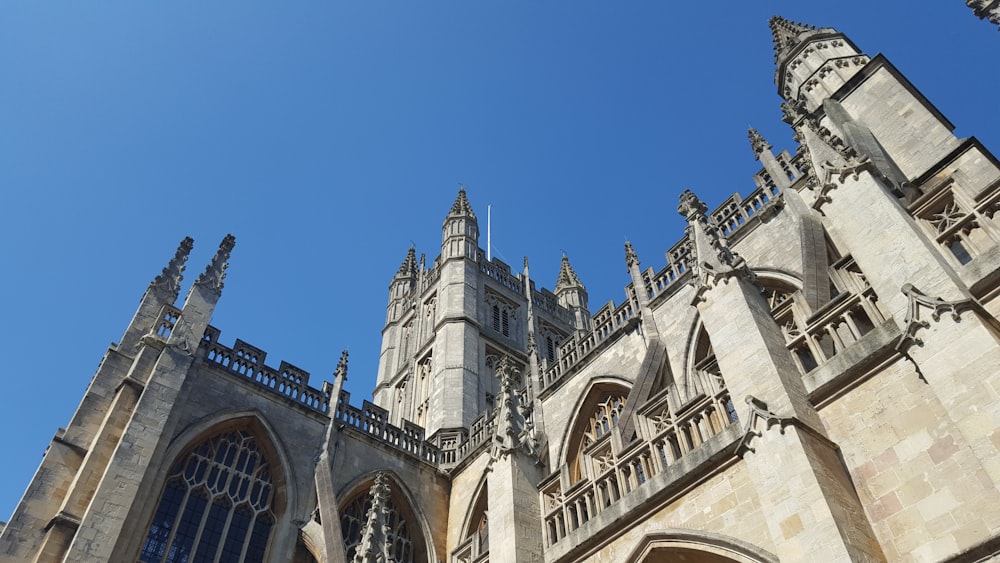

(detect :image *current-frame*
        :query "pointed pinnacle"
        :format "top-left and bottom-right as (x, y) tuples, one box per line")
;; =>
(334, 350), (349, 381)
(448, 186), (477, 220)
(395, 246), (417, 278)
(194, 234), (236, 296)
(678, 189), (709, 221)
(748, 127), (772, 160)
(625, 241), (639, 268)
(769, 16), (818, 63)
(555, 254), (584, 293)
(152, 237), (194, 299)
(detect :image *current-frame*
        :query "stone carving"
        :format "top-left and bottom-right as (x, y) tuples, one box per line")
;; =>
(968, 0), (1000, 29)
(748, 127), (771, 158)
(396, 246), (417, 279)
(335, 349), (349, 381)
(769, 16), (818, 63)
(194, 234), (236, 296)
(897, 284), (977, 350)
(151, 237), (193, 300)
(677, 189), (755, 299)
(489, 356), (539, 461)
(734, 396), (793, 457)
(351, 472), (394, 563)
(624, 241), (639, 268)
(554, 254), (584, 293)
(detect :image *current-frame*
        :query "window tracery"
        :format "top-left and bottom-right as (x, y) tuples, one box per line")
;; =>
(340, 485), (416, 563)
(139, 430), (275, 563)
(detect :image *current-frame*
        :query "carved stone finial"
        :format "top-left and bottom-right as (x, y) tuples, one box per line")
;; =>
(677, 190), (754, 296)
(967, 0), (1000, 30)
(748, 128), (772, 159)
(395, 247), (417, 279)
(625, 241), (639, 268)
(780, 98), (808, 126)
(677, 189), (709, 221)
(489, 357), (539, 462)
(769, 15), (819, 64)
(151, 237), (194, 299)
(352, 472), (394, 563)
(447, 185), (477, 220)
(555, 254), (584, 293)
(194, 234), (235, 296)
(334, 350), (349, 382)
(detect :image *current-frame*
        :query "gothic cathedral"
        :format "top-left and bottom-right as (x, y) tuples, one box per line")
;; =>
(4, 14), (1000, 563)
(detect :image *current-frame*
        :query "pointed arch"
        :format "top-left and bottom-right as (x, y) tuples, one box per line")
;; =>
(134, 410), (295, 563)
(452, 475), (490, 561)
(556, 377), (632, 483)
(337, 471), (433, 563)
(624, 529), (779, 563)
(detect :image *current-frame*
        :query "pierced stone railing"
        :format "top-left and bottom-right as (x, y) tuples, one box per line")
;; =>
(420, 263), (441, 294)
(478, 255), (524, 294)
(540, 386), (739, 547)
(541, 183), (786, 392)
(436, 411), (497, 468)
(710, 184), (783, 238)
(333, 390), (442, 464)
(542, 296), (638, 391)
(784, 288), (887, 374)
(200, 326), (329, 414)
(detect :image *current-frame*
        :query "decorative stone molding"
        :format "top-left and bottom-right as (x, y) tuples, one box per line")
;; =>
(351, 472), (394, 563)
(748, 127), (771, 159)
(489, 356), (539, 462)
(734, 396), (794, 457)
(968, 0), (1000, 30)
(193, 234), (236, 296)
(150, 237), (193, 300)
(896, 283), (977, 350)
(678, 190), (756, 302)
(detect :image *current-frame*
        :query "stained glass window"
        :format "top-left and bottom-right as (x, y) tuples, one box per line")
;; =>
(139, 430), (275, 563)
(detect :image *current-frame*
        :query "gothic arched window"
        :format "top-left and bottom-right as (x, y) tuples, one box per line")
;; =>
(139, 429), (276, 563)
(340, 478), (427, 563)
(565, 385), (630, 483)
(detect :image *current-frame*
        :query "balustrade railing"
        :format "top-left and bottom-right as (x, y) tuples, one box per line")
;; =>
(333, 391), (442, 464)
(784, 288), (886, 374)
(540, 387), (738, 546)
(201, 327), (329, 414)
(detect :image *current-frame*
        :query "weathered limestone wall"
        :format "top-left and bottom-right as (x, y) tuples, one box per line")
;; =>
(821, 357), (1000, 561)
(577, 461), (775, 561)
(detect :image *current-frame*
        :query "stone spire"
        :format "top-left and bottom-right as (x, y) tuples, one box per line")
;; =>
(334, 349), (349, 383)
(554, 254), (584, 293)
(351, 472), (395, 563)
(193, 234), (236, 296)
(625, 241), (639, 268)
(395, 246), (417, 279)
(769, 16), (818, 63)
(678, 190), (754, 300)
(490, 356), (538, 461)
(748, 128), (772, 159)
(150, 237), (194, 300)
(967, 0), (1000, 30)
(447, 185), (477, 221)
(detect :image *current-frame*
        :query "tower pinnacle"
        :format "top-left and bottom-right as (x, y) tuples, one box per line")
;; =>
(151, 237), (194, 301)
(748, 128), (772, 160)
(395, 246), (417, 279)
(769, 16), (818, 63)
(193, 234), (236, 296)
(447, 186), (477, 221)
(554, 255), (585, 293)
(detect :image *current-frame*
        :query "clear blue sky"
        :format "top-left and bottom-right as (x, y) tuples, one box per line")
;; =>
(1, 2), (997, 520)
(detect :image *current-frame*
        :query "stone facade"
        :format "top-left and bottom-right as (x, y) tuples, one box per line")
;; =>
(3, 15), (1000, 563)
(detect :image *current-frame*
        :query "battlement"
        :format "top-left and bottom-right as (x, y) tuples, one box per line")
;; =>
(199, 325), (331, 415)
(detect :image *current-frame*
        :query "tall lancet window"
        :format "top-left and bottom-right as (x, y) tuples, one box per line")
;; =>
(139, 430), (275, 563)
